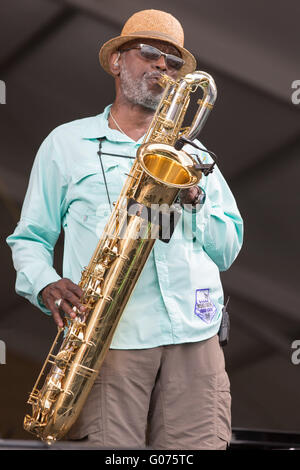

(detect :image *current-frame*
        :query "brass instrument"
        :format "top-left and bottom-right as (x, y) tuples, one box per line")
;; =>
(24, 71), (217, 443)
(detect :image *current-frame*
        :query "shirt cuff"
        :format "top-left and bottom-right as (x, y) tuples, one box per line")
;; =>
(32, 268), (62, 315)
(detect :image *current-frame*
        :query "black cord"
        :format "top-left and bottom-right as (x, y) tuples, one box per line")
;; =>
(97, 138), (136, 213)
(175, 136), (218, 163)
(97, 138), (112, 212)
(97, 151), (135, 160)
(174, 136), (218, 176)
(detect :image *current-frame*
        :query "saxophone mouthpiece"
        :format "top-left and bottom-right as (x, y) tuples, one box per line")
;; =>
(158, 73), (175, 88)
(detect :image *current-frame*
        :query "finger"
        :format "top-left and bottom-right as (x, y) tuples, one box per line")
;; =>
(63, 280), (85, 300)
(43, 286), (74, 321)
(47, 281), (86, 315)
(63, 289), (86, 314)
(54, 278), (81, 297)
(51, 289), (86, 319)
(59, 299), (78, 319)
(50, 285), (83, 313)
(47, 299), (64, 328)
(48, 287), (66, 306)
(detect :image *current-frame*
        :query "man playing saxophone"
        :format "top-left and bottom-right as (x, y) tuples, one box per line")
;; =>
(7, 9), (243, 449)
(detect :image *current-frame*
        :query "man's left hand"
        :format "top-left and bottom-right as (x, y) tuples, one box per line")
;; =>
(179, 186), (201, 205)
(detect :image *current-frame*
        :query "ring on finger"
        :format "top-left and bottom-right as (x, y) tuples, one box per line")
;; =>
(54, 298), (63, 308)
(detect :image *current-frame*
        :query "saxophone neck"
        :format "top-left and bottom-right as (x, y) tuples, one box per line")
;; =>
(183, 71), (217, 143)
(142, 71), (217, 148)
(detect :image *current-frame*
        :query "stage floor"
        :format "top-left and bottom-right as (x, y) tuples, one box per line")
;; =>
(1, 428), (300, 450)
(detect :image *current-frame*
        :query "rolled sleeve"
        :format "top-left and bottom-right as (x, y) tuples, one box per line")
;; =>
(195, 165), (243, 271)
(6, 131), (68, 313)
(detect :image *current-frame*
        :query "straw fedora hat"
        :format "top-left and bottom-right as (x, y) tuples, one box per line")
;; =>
(99, 9), (196, 77)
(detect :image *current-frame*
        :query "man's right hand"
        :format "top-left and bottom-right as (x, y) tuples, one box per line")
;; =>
(41, 278), (86, 328)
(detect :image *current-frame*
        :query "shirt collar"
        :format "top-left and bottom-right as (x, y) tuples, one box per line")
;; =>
(81, 104), (144, 145)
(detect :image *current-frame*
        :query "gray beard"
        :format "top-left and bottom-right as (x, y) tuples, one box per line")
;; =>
(119, 60), (163, 111)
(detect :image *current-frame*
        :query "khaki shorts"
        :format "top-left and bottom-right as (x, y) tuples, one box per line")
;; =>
(66, 335), (231, 450)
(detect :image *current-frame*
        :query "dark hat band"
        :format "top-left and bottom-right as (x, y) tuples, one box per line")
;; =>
(124, 30), (181, 46)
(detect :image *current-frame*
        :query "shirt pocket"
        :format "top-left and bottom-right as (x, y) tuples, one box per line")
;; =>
(68, 163), (122, 219)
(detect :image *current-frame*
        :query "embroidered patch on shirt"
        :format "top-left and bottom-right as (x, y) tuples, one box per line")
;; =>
(194, 288), (217, 323)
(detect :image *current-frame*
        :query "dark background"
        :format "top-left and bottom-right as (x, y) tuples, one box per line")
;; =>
(0, 0), (300, 441)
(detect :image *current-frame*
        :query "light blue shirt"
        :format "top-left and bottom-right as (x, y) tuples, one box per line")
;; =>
(6, 105), (243, 349)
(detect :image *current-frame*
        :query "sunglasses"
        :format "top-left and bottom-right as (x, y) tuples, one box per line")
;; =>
(120, 44), (185, 71)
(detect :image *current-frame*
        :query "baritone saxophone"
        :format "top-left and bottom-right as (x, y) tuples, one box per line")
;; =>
(24, 71), (217, 443)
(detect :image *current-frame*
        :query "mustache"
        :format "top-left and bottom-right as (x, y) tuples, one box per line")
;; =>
(143, 71), (163, 80)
